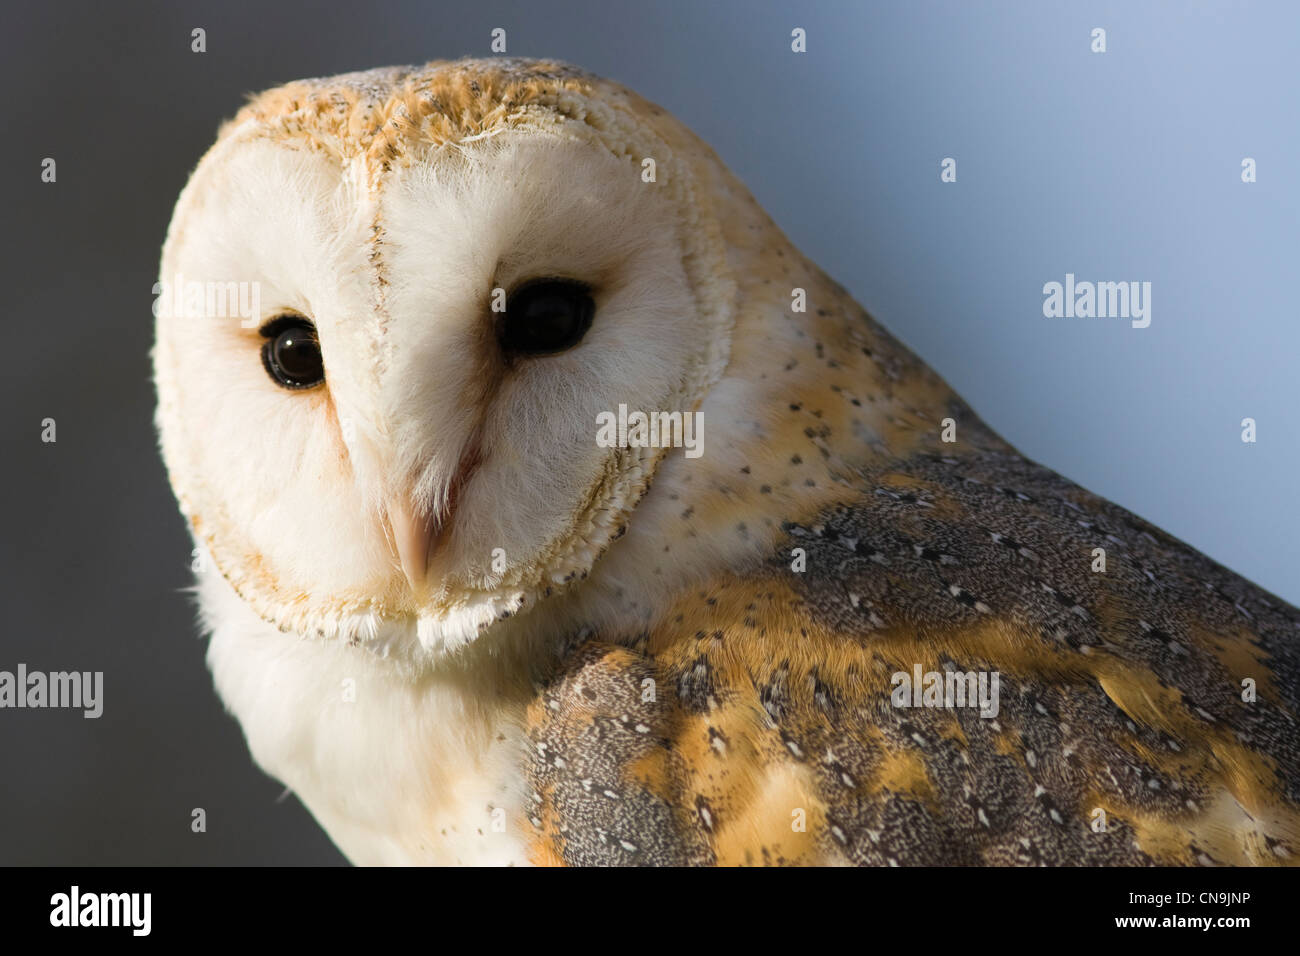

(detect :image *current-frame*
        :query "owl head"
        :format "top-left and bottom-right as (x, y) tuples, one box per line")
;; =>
(154, 59), (745, 657)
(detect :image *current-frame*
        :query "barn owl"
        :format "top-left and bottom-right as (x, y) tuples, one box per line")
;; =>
(154, 58), (1300, 866)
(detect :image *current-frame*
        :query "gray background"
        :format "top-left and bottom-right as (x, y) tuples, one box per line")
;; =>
(2, 0), (1297, 864)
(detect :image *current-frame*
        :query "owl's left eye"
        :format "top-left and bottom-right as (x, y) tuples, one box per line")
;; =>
(498, 279), (595, 355)
(260, 315), (325, 390)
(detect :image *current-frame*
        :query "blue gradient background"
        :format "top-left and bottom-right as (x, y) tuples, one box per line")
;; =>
(2, 0), (1296, 863)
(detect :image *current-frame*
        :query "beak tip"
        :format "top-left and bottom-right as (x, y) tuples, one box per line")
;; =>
(389, 499), (439, 594)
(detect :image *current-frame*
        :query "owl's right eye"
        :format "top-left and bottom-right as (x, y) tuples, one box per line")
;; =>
(260, 315), (325, 390)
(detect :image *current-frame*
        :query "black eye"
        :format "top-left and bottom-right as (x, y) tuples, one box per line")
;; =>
(260, 315), (325, 389)
(498, 279), (595, 355)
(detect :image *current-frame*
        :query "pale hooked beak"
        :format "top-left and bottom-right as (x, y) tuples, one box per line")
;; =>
(387, 498), (440, 593)
(384, 442), (481, 594)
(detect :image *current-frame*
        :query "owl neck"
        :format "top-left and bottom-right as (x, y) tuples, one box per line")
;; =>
(563, 225), (1008, 650)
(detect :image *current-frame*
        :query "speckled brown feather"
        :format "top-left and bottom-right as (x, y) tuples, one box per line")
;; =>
(526, 446), (1300, 865)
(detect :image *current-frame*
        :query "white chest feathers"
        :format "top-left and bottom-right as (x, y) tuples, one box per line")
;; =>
(200, 572), (531, 865)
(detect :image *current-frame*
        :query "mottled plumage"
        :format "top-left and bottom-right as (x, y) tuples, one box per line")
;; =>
(529, 444), (1300, 865)
(155, 58), (1300, 866)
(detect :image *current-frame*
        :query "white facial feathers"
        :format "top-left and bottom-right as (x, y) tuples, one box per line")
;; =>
(155, 63), (735, 656)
